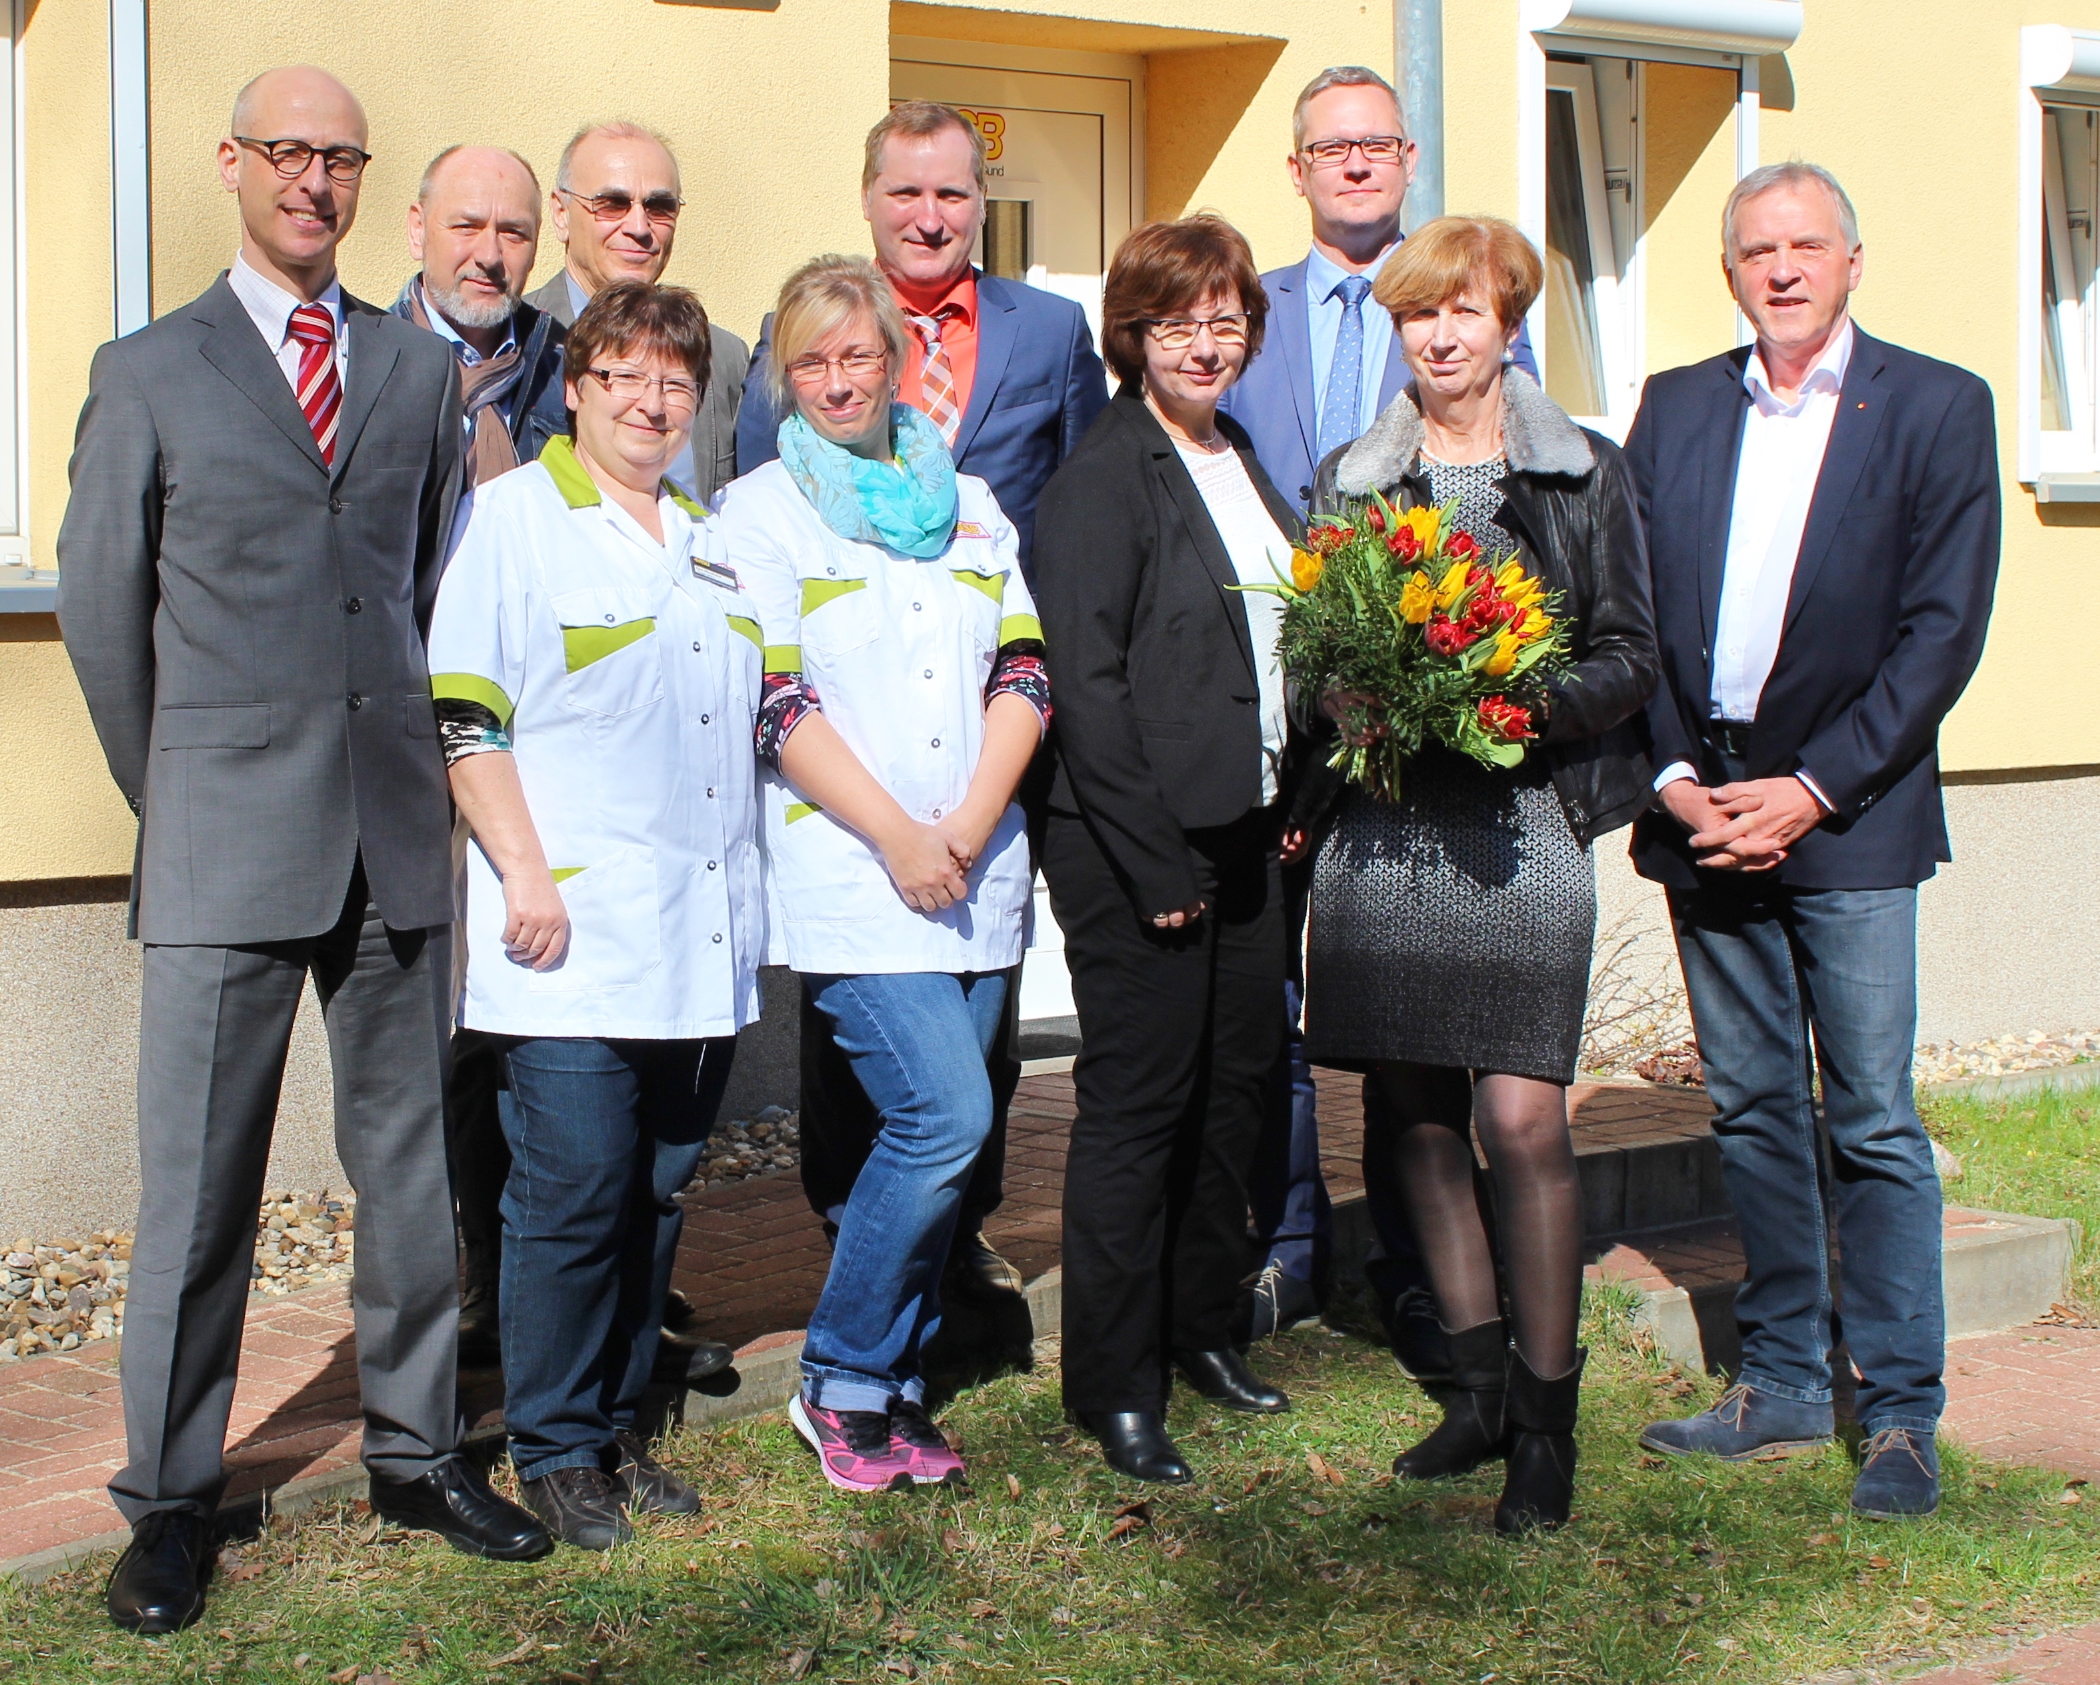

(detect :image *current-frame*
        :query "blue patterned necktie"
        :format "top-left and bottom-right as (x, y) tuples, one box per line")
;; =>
(1318, 275), (1374, 463)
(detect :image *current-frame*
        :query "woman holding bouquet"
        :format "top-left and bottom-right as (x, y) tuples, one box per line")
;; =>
(1301, 217), (1657, 1533)
(1033, 216), (1299, 1484)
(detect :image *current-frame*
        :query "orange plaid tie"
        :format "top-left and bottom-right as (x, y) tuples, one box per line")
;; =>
(911, 306), (964, 446)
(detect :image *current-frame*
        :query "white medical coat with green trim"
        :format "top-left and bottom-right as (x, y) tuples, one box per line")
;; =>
(716, 462), (1036, 977)
(428, 448), (765, 1038)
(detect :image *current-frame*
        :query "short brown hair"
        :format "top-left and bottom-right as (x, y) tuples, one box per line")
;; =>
(766, 254), (913, 413)
(564, 279), (712, 397)
(863, 101), (986, 194)
(1100, 215), (1267, 386)
(1371, 215), (1543, 332)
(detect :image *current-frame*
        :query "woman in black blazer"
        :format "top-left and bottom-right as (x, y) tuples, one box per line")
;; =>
(1033, 216), (1301, 1484)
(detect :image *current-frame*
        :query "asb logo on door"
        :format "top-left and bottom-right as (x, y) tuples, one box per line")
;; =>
(958, 107), (1007, 170)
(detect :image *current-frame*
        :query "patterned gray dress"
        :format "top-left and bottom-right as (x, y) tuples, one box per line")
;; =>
(1302, 455), (1596, 1083)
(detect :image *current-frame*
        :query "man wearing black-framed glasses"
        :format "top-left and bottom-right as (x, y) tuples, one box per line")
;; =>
(60, 65), (550, 1638)
(524, 120), (749, 506)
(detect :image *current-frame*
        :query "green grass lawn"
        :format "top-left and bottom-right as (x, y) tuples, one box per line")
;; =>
(4, 1280), (2096, 1685)
(4, 1082), (2091, 1685)
(1922, 1082), (2098, 1309)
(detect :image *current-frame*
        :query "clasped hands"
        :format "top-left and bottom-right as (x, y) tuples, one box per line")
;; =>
(878, 802), (1001, 914)
(1660, 774), (1825, 871)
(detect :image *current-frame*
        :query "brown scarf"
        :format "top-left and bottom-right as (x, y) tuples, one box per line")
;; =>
(403, 279), (526, 486)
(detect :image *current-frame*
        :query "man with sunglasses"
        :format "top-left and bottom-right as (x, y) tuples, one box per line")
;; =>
(525, 121), (749, 506)
(1221, 66), (1538, 1366)
(59, 66), (551, 1638)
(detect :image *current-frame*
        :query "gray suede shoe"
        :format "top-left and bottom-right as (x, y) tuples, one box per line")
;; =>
(1851, 1427), (1940, 1519)
(1639, 1381), (1834, 1461)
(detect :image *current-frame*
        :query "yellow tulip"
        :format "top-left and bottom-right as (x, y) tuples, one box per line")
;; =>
(1484, 629), (1521, 677)
(1291, 548), (1324, 592)
(1518, 607), (1554, 641)
(1507, 581), (1546, 611)
(1399, 571), (1437, 624)
(1495, 558), (1528, 590)
(1403, 506), (1443, 550)
(1436, 560), (1470, 610)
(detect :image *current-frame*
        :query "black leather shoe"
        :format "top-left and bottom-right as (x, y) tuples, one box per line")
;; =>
(368, 1458), (553, 1561)
(614, 1429), (701, 1516)
(653, 1332), (735, 1386)
(106, 1510), (212, 1635)
(1079, 1411), (1192, 1484)
(1174, 1347), (1290, 1413)
(521, 1464), (633, 1551)
(457, 1283), (502, 1371)
(942, 1230), (1026, 1304)
(1394, 1320), (1509, 1482)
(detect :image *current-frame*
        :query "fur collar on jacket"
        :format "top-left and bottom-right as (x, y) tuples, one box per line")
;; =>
(1334, 364), (1594, 495)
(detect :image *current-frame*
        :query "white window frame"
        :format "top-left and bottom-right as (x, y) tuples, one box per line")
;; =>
(2020, 26), (2100, 496)
(1541, 57), (1641, 429)
(1518, 0), (1802, 439)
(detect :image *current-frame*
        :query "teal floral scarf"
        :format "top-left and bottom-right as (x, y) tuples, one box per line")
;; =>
(776, 403), (959, 559)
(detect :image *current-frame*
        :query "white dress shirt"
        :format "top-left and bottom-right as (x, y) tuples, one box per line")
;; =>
(1305, 242), (1398, 444)
(227, 251), (347, 390)
(1175, 440), (1293, 806)
(1655, 320), (1852, 809)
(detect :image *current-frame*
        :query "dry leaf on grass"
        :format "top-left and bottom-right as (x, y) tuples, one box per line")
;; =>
(967, 1600), (998, 1621)
(490, 1638), (540, 1667)
(1006, 1473), (1022, 1499)
(1868, 1555), (1893, 1569)
(784, 1648), (815, 1679)
(942, 1528), (965, 1551)
(1806, 1533), (1837, 1546)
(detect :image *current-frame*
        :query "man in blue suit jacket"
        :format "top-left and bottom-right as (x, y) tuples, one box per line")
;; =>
(736, 111), (1106, 577)
(737, 102), (1108, 1311)
(1624, 165), (1999, 1522)
(1219, 66), (1536, 1356)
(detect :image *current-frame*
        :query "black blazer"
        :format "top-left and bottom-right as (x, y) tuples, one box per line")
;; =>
(1622, 325), (2001, 891)
(1033, 386), (1301, 917)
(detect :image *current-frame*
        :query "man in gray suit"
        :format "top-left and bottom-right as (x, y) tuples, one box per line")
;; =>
(524, 119), (747, 504)
(58, 65), (549, 1637)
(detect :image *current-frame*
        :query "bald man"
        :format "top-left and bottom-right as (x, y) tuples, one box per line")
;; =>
(525, 120), (748, 503)
(59, 68), (550, 1635)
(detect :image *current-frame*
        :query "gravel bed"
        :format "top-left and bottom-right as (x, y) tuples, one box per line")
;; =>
(0, 1110), (805, 1363)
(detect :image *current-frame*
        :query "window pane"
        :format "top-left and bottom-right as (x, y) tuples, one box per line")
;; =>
(1545, 88), (1608, 418)
(2043, 107), (2098, 438)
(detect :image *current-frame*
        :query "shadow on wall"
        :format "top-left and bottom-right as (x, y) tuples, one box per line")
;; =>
(1145, 40), (1288, 222)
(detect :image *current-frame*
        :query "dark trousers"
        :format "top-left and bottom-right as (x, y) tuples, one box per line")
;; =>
(797, 975), (1017, 1234)
(1668, 874), (1943, 1431)
(1046, 808), (1287, 1415)
(447, 1027), (508, 1296)
(1250, 979), (1331, 1282)
(495, 1035), (734, 1478)
(114, 860), (459, 1521)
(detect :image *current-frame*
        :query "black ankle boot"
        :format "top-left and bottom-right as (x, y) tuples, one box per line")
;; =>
(1495, 1346), (1586, 1536)
(1393, 1320), (1508, 1481)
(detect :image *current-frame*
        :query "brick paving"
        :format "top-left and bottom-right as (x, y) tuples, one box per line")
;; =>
(1898, 1624), (2100, 1685)
(0, 1069), (2084, 1603)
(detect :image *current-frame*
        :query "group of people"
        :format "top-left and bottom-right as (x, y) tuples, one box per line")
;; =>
(54, 54), (1998, 1640)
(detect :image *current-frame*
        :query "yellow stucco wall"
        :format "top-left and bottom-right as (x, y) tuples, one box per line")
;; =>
(1640, 62), (1738, 378)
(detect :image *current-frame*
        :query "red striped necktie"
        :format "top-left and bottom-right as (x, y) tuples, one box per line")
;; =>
(287, 302), (342, 466)
(911, 305), (964, 446)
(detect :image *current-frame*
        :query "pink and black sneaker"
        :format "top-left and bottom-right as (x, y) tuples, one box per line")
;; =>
(889, 1399), (967, 1487)
(789, 1395), (914, 1494)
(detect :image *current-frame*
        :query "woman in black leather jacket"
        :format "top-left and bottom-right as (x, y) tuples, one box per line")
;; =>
(1296, 217), (1657, 1535)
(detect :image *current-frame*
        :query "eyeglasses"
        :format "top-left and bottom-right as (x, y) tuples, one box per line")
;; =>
(1301, 135), (1410, 167)
(559, 188), (684, 225)
(1143, 314), (1250, 350)
(235, 136), (373, 183)
(586, 366), (701, 411)
(785, 350), (889, 385)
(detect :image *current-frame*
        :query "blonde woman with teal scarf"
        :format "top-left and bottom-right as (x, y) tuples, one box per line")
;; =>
(716, 254), (1050, 1495)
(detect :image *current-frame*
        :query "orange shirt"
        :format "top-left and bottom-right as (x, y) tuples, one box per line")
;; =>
(891, 268), (979, 425)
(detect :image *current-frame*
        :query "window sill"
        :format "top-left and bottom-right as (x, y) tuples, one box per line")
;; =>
(0, 564), (55, 612)
(2034, 471), (2100, 503)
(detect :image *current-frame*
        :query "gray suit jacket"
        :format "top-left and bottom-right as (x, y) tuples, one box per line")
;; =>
(57, 275), (463, 946)
(525, 269), (749, 504)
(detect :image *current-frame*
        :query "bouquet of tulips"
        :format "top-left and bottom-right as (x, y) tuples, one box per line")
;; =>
(1255, 494), (1574, 802)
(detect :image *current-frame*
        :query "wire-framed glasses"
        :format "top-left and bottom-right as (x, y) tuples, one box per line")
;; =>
(559, 188), (684, 225)
(785, 350), (889, 385)
(1144, 314), (1250, 350)
(587, 366), (701, 411)
(1301, 135), (1409, 168)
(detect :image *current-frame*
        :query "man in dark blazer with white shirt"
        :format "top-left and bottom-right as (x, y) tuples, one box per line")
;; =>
(738, 103), (1108, 1309)
(1623, 163), (1999, 1522)
(58, 67), (548, 1636)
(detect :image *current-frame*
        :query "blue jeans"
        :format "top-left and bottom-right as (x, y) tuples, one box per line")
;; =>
(1252, 980), (1332, 1282)
(1668, 880), (1944, 1433)
(799, 971), (1006, 1414)
(496, 1035), (734, 1478)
